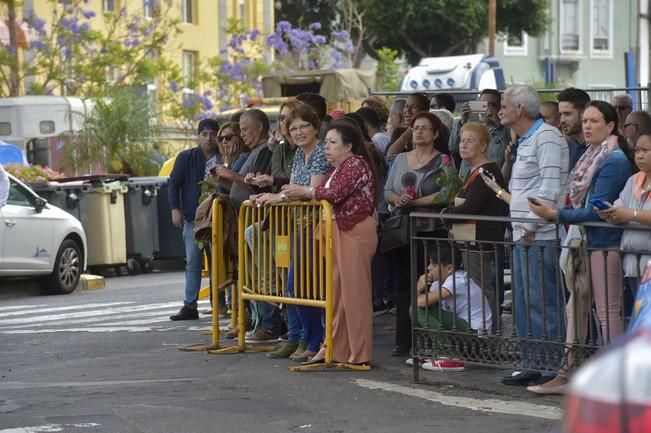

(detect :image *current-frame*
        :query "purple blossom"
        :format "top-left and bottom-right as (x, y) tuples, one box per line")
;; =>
(248, 29), (260, 41)
(313, 35), (327, 45)
(203, 90), (213, 97)
(30, 40), (45, 50)
(79, 23), (90, 33)
(308, 22), (321, 31)
(276, 21), (292, 34)
(169, 80), (179, 92)
(82, 10), (96, 19)
(331, 30), (349, 41)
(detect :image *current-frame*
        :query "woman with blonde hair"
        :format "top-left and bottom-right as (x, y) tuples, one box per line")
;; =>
(210, 122), (248, 194)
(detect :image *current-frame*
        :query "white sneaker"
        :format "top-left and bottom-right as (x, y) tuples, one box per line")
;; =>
(405, 356), (432, 367)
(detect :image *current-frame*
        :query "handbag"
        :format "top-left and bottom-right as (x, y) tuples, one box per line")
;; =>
(448, 196), (476, 242)
(560, 225), (591, 298)
(379, 212), (410, 253)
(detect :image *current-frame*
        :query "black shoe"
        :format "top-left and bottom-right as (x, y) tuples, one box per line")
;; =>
(501, 370), (541, 386)
(391, 345), (410, 357)
(169, 306), (199, 321)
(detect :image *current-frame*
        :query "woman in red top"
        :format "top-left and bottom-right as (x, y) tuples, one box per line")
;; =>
(283, 121), (379, 364)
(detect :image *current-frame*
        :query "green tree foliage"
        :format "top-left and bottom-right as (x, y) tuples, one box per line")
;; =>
(0, 0), (180, 97)
(375, 47), (401, 91)
(64, 88), (160, 176)
(275, 0), (338, 28)
(355, 0), (549, 64)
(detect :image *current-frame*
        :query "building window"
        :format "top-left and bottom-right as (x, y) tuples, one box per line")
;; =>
(504, 32), (528, 56)
(143, 0), (152, 18)
(103, 0), (116, 12)
(182, 0), (194, 24)
(591, 0), (612, 57)
(560, 0), (582, 52)
(239, 0), (247, 26)
(182, 51), (197, 88)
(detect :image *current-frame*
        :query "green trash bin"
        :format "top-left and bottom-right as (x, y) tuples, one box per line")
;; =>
(82, 181), (128, 269)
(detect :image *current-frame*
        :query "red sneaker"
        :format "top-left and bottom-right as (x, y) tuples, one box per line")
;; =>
(422, 359), (465, 372)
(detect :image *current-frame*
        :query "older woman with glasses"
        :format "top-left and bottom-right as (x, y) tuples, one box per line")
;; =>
(384, 111), (457, 357)
(253, 104), (330, 361)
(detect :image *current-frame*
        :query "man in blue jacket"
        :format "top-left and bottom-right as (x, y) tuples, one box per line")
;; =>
(169, 118), (220, 321)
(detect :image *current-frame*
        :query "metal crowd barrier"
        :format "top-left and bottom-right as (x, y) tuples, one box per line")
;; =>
(212, 200), (357, 371)
(182, 197), (236, 352)
(370, 85), (651, 112)
(408, 212), (647, 382)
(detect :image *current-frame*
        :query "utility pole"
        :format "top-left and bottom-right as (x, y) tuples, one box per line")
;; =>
(488, 0), (497, 56)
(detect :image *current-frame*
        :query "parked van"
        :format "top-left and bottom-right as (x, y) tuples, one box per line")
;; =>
(400, 53), (505, 93)
(0, 96), (91, 169)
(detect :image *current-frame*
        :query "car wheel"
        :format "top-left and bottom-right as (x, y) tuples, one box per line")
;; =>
(47, 239), (82, 294)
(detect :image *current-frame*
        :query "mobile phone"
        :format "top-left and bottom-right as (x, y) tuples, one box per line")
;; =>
(469, 101), (488, 112)
(527, 196), (540, 205)
(478, 167), (495, 181)
(589, 198), (611, 210)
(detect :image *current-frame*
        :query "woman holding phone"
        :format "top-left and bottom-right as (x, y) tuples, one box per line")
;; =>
(526, 101), (631, 394)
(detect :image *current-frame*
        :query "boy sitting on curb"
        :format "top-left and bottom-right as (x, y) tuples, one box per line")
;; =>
(411, 244), (492, 371)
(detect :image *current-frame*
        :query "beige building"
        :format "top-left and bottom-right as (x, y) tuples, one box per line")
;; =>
(7, 0), (274, 95)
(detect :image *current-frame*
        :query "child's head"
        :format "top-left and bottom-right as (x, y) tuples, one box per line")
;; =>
(426, 243), (461, 282)
(635, 129), (651, 174)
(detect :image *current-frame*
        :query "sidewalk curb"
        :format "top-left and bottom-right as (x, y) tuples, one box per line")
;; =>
(79, 274), (105, 291)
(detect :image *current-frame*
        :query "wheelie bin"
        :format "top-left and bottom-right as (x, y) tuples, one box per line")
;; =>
(124, 177), (162, 274)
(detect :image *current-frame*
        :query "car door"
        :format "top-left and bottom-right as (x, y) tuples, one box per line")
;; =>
(0, 178), (54, 272)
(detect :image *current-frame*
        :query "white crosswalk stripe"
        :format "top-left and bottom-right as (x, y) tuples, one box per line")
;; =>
(0, 300), (229, 334)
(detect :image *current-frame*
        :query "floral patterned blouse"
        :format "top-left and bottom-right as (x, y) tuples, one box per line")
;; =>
(314, 155), (375, 231)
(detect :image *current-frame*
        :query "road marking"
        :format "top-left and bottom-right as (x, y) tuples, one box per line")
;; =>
(0, 423), (100, 433)
(0, 304), (47, 312)
(0, 300), (213, 334)
(0, 378), (202, 390)
(354, 379), (562, 420)
(0, 302), (131, 318)
(0, 302), (182, 326)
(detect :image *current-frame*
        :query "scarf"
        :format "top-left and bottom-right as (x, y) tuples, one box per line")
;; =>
(568, 135), (619, 208)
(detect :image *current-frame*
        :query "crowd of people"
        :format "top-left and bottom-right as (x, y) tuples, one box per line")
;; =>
(166, 86), (651, 391)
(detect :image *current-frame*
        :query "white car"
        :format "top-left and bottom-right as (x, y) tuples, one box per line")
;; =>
(0, 174), (87, 294)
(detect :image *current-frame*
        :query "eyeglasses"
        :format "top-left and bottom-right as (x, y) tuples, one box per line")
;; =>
(288, 123), (313, 134)
(615, 105), (632, 111)
(623, 122), (638, 130)
(218, 134), (235, 142)
(412, 126), (433, 132)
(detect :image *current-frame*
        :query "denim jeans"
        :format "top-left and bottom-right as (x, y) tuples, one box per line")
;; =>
(183, 221), (203, 309)
(245, 222), (283, 335)
(286, 255), (323, 352)
(512, 240), (566, 369)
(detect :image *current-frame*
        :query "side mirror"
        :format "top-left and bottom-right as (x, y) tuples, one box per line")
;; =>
(34, 197), (47, 213)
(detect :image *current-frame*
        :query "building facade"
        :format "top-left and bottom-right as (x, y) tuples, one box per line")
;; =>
(490, 0), (642, 91)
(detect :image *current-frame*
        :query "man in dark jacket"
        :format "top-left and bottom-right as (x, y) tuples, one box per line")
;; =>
(169, 118), (220, 321)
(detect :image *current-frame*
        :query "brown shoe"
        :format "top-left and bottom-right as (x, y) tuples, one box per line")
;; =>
(245, 328), (279, 343)
(224, 326), (238, 339)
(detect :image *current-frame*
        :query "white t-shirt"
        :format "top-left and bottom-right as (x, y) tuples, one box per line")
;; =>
(429, 270), (492, 332)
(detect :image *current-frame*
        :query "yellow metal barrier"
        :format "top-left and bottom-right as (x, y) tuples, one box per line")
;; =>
(212, 200), (368, 371)
(181, 198), (236, 351)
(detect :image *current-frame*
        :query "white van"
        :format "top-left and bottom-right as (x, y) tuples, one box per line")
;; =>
(400, 53), (505, 93)
(0, 96), (92, 168)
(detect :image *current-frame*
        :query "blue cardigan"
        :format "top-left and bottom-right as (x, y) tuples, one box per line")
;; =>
(557, 149), (631, 248)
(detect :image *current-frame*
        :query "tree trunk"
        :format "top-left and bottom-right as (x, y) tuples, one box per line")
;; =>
(7, 0), (20, 96)
(399, 31), (428, 58)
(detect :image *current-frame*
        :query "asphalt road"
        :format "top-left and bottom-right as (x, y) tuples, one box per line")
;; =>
(0, 272), (562, 433)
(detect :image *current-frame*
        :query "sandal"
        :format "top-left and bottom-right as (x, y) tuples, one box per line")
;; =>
(292, 349), (317, 362)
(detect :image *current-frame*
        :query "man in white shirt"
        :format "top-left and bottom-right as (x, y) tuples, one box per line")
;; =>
(499, 85), (569, 386)
(0, 164), (9, 209)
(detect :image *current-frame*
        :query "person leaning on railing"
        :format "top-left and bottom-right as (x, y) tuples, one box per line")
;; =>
(442, 122), (509, 331)
(252, 103), (330, 361)
(384, 111), (457, 358)
(598, 128), (651, 301)
(282, 120), (379, 365)
(527, 101), (632, 395)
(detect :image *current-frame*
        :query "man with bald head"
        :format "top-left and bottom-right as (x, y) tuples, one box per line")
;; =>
(623, 110), (651, 150)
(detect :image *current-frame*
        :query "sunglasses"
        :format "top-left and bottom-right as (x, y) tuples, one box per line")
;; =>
(218, 134), (235, 142)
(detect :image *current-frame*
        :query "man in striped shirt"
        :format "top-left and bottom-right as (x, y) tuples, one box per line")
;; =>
(498, 85), (569, 386)
(0, 164), (8, 209)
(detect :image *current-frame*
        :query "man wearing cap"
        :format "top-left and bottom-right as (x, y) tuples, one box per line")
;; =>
(169, 118), (220, 321)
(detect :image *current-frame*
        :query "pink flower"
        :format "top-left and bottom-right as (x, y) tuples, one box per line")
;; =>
(441, 154), (452, 166)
